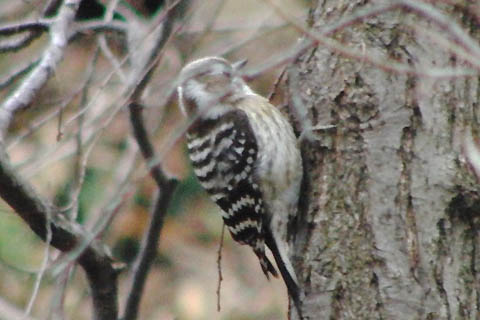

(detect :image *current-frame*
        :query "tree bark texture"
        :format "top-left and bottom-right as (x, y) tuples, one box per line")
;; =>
(288, 1), (480, 319)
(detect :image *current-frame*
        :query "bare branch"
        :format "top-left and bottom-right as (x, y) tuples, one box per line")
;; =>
(0, 20), (51, 36)
(122, 2), (190, 319)
(122, 186), (176, 320)
(42, 0), (63, 17)
(0, 18), (126, 53)
(122, 101), (178, 320)
(72, 19), (127, 35)
(0, 148), (119, 320)
(0, 59), (39, 90)
(0, 0), (81, 141)
(0, 30), (43, 53)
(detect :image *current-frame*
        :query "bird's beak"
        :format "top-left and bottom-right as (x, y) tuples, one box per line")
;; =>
(232, 59), (248, 71)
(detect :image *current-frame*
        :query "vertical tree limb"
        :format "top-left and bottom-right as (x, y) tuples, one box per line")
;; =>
(121, 1), (190, 318)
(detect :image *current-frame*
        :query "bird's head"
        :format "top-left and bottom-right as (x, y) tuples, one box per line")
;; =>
(177, 57), (250, 118)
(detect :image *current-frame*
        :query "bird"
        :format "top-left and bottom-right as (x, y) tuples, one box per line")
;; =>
(177, 56), (303, 317)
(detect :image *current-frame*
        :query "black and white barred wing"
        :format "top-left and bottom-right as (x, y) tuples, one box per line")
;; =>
(187, 110), (278, 278)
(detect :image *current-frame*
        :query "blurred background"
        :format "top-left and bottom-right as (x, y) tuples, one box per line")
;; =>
(0, 0), (309, 319)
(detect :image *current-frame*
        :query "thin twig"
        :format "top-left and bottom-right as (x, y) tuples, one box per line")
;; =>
(24, 207), (53, 317)
(98, 36), (128, 83)
(68, 48), (101, 219)
(261, 0), (476, 79)
(97, 0), (127, 84)
(268, 67), (287, 102)
(411, 22), (480, 69)
(48, 262), (73, 320)
(0, 296), (37, 320)
(216, 223), (226, 312)
(400, 0), (480, 58)
(6, 89), (80, 149)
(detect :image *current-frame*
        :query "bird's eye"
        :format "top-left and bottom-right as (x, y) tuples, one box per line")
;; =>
(198, 72), (229, 84)
(222, 71), (232, 78)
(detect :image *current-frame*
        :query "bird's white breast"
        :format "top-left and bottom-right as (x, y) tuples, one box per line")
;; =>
(237, 94), (302, 219)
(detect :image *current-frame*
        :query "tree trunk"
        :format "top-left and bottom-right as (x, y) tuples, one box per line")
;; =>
(288, 1), (480, 319)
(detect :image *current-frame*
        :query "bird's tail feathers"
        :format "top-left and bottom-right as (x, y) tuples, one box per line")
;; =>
(265, 231), (303, 319)
(255, 248), (279, 279)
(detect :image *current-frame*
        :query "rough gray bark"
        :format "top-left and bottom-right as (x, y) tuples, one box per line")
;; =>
(288, 1), (480, 319)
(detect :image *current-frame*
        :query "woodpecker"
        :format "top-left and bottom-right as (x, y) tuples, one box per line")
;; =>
(177, 57), (303, 316)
